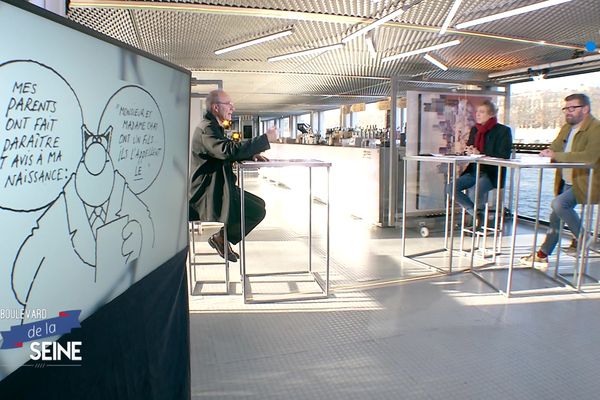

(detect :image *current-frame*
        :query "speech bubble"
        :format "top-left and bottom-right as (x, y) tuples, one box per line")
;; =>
(98, 86), (165, 194)
(0, 60), (83, 211)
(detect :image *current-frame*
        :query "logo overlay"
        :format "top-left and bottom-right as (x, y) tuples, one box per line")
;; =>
(1, 310), (81, 349)
(1, 310), (83, 364)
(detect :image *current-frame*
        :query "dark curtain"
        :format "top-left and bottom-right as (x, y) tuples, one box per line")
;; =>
(0, 248), (191, 400)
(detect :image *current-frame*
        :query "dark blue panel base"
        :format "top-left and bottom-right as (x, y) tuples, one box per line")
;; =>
(0, 248), (191, 400)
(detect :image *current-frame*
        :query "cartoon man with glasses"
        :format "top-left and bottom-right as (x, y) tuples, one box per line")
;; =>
(521, 93), (600, 269)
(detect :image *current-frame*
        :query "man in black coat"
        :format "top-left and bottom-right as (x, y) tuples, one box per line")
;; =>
(447, 100), (512, 227)
(189, 89), (277, 261)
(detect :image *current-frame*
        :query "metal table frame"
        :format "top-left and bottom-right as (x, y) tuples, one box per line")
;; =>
(238, 159), (331, 304)
(402, 154), (482, 274)
(470, 157), (594, 296)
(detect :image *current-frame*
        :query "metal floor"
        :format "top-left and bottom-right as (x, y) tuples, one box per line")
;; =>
(188, 177), (600, 400)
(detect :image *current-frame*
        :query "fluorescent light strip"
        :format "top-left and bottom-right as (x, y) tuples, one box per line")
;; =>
(341, 6), (405, 43)
(215, 29), (293, 55)
(365, 31), (377, 58)
(439, 0), (463, 35)
(382, 40), (460, 63)
(267, 43), (344, 62)
(455, 0), (573, 29)
(424, 54), (448, 71)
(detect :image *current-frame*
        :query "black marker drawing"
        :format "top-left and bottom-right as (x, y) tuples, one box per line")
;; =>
(10, 122), (155, 323)
(1, 61), (164, 327)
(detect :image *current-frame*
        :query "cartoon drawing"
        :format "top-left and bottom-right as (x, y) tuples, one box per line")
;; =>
(10, 123), (155, 322)
(0, 61), (165, 326)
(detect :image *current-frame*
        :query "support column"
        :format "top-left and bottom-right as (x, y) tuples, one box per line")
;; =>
(388, 77), (399, 227)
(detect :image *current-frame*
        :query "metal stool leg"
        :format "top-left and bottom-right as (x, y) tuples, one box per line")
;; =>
(223, 226), (230, 292)
(189, 221), (231, 295)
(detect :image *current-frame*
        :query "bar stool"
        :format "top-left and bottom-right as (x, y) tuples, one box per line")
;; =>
(555, 202), (600, 287)
(188, 220), (231, 295)
(460, 188), (505, 262)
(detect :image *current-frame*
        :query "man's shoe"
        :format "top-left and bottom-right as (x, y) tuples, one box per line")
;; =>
(519, 253), (548, 272)
(227, 242), (240, 260)
(208, 234), (238, 262)
(564, 237), (600, 256)
(562, 239), (578, 257)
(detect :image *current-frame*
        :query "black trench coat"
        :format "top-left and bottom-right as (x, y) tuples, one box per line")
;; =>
(189, 112), (270, 223)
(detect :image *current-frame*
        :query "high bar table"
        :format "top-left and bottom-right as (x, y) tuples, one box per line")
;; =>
(238, 159), (331, 304)
(402, 154), (482, 274)
(469, 156), (594, 296)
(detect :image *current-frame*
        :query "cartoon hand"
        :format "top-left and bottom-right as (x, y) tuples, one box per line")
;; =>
(122, 220), (142, 264)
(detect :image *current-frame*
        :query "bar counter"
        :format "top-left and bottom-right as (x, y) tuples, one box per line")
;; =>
(263, 143), (396, 226)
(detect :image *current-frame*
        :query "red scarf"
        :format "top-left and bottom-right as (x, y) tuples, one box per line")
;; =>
(473, 117), (497, 153)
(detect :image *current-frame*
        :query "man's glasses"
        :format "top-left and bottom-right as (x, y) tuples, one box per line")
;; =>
(561, 105), (584, 113)
(216, 101), (234, 107)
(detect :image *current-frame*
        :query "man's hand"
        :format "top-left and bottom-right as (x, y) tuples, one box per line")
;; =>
(252, 154), (269, 162)
(266, 126), (278, 143)
(540, 148), (555, 158)
(465, 145), (480, 155)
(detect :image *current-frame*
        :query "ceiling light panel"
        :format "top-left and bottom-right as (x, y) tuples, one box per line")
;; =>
(382, 39), (461, 63)
(439, 0), (463, 35)
(215, 29), (294, 55)
(455, 0), (574, 30)
(451, 1), (598, 47)
(424, 54), (449, 70)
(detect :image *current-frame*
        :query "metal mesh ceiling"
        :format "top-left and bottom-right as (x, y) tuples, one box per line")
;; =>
(68, 0), (600, 116)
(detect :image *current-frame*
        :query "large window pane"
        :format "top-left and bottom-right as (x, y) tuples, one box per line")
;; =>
(509, 71), (600, 222)
(322, 108), (341, 130)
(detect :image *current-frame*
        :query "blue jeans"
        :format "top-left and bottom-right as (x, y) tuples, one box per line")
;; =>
(540, 185), (581, 256)
(447, 172), (495, 216)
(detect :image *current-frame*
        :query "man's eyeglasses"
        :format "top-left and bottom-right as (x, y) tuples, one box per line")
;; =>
(561, 105), (584, 113)
(216, 101), (234, 107)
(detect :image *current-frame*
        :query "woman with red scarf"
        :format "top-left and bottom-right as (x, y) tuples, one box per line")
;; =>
(449, 100), (512, 227)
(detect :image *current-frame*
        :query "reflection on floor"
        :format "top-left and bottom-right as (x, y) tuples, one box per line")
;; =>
(189, 176), (600, 400)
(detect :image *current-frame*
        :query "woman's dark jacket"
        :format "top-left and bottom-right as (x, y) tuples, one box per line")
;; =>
(462, 123), (512, 188)
(189, 112), (270, 223)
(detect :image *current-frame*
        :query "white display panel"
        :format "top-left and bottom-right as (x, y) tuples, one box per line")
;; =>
(0, 0), (190, 379)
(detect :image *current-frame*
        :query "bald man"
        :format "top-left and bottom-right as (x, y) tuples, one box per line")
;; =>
(189, 89), (277, 261)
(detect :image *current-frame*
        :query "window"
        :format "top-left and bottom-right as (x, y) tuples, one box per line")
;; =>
(321, 108), (341, 131)
(354, 102), (387, 128)
(509, 71), (600, 221)
(510, 72), (600, 144)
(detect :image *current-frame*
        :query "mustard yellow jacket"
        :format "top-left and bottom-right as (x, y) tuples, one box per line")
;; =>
(549, 115), (600, 203)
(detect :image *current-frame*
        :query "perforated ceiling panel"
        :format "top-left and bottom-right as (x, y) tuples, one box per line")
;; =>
(67, 0), (600, 116)
(67, 7), (140, 48)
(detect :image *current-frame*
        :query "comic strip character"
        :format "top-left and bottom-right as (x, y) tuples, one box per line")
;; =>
(11, 124), (155, 322)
